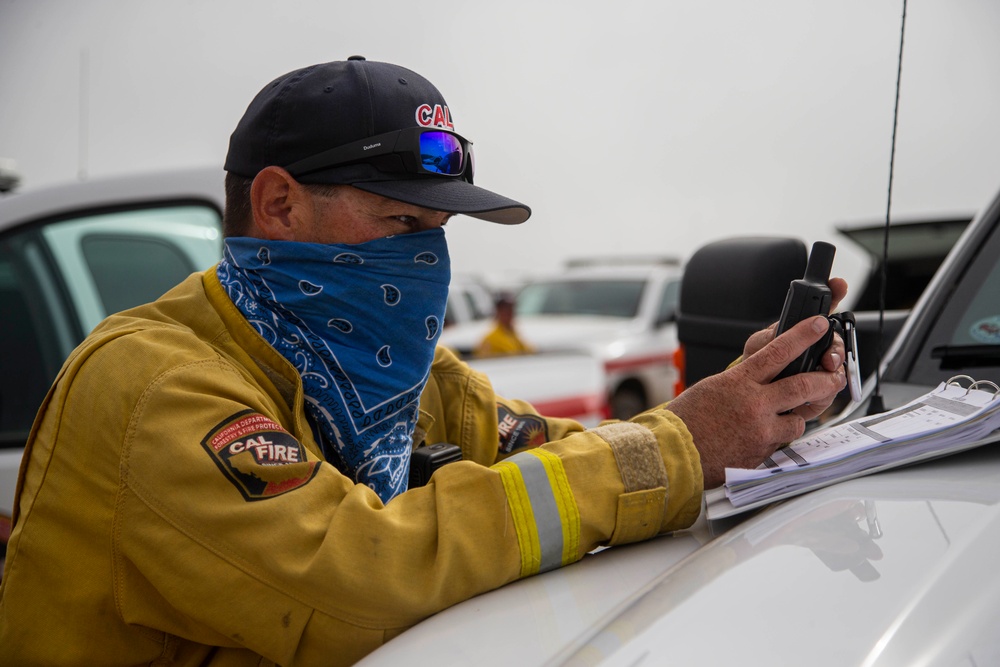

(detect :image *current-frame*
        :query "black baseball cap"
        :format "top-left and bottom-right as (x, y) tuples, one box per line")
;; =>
(224, 56), (530, 225)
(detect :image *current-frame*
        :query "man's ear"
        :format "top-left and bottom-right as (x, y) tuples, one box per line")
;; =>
(249, 166), (313, 240)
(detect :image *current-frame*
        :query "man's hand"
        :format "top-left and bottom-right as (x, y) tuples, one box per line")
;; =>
(668, 314), (848, 488)
(743, 277), (848, 363)
(742, 276), (848, 421)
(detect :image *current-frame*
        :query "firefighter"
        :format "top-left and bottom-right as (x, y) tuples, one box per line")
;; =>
(0, 57), (846, 666)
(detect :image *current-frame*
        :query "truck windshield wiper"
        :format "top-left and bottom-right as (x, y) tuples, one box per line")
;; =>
(930, 345), (1000, 368)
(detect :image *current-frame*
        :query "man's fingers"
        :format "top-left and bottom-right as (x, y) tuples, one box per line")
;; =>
(829, 277), (848, 314)
(743, 315), (830, 382)
(774, 411), (808, 445)
(820, 333), (846, 372)
(770, 368), (846, 414)
(748, 277), (847, 363)
(742, 323), (777, 359)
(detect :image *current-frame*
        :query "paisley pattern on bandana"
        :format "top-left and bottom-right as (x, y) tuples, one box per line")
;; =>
(217, 228), (450, 503)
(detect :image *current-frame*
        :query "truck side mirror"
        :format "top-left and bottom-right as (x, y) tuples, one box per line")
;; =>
(677, 237), (806, 387)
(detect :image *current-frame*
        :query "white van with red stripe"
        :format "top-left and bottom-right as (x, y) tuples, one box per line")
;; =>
(440, 258), (683, 420)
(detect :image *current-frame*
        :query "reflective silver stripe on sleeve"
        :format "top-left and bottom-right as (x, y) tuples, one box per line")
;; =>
(509, 451), (564, 573)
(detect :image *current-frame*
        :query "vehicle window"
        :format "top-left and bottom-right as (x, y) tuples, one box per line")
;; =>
(41, 205), (222, 332)
(0, 235), (79, 447)
(463, 291), (485, 320)
(656, 279), (680, 322)
(517, 279), (646, 318)
(81, 235), (195, 315)
(443, 300), (457, 328)
(947, 258), (1000, 348)
(908, 220), (1000, 385)
(0, 203), (222, 448)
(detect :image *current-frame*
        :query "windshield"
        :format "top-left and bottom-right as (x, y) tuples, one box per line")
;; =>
(907, 215), (1000, 386)
(517, 279), (646, 318)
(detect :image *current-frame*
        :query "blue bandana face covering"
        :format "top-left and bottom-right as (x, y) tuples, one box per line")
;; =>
(216, 228), (450, 503)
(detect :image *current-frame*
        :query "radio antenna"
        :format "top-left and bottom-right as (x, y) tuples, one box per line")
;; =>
(867, 0), (908, 415)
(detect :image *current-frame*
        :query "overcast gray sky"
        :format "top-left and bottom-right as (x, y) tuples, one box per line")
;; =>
(2, 0), (999, 298)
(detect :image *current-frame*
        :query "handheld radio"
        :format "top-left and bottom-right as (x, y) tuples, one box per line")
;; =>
(773, 241), (836, 380)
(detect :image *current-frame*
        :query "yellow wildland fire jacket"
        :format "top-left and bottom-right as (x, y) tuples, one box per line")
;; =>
(0, 268), (703, 666)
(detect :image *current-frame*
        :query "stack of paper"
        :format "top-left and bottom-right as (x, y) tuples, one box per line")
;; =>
(707, 379), (1000, 519)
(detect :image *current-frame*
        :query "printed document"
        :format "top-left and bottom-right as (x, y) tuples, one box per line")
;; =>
(707, 380), (1000, 519)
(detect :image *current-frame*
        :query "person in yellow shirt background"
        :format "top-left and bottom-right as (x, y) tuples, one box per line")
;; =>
(475, 294), (536, 357)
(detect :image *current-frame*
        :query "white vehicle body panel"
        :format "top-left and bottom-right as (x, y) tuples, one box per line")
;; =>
(466, 351), (608, 426)
(0, 452), (21, 522)
(359, 444), (1000, 666)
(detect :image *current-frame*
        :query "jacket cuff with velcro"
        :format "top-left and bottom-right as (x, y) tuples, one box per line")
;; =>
(589, 422), (669, 546)
(488, 411), (702, 579)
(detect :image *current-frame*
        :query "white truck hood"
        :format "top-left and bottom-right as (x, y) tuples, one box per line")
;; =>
(358, 443), (1000, 666)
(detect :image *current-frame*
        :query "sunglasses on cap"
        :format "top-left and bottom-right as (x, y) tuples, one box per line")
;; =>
(285, 127), (475, 184)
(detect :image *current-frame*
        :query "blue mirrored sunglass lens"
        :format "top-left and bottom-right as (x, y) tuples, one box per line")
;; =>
(419, 132), (465, 175)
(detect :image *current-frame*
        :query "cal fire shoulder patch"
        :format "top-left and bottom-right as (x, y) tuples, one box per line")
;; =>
(201, 410), (320, 501)
(497, 404), (549, 454)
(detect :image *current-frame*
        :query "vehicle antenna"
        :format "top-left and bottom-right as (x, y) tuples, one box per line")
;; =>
(868, 0), (908, 416)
